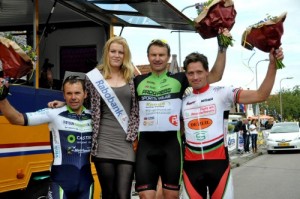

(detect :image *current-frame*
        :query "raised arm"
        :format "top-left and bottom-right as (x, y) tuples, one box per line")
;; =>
(0, 80), (25, 125)
(238, 48), (284, 104)
(207, 48), (226, 84)
(207, 28), (231, 84)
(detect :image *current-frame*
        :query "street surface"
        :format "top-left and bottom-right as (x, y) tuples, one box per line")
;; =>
(233, 151), (300, 199)
(132, 150), (300, 199)
(131, 149), (262, 198)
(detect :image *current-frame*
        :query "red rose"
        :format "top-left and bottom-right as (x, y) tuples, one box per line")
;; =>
(242, 12), (287, 53)
(0, 37), (33, 78)
(241, 12), (287, 69)
(194, 0), (237, 39)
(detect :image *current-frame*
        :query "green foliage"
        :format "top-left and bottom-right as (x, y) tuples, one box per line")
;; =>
(4, 33), (37, 62)
(196, 0), (214, 14)
(218, 34), (234, 49)
(265, 86), (300, 121)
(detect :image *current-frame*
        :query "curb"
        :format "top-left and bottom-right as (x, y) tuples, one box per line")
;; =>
(230, 151), (264, 169)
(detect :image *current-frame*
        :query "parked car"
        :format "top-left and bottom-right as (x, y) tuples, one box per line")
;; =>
(266, 122), (300, 154)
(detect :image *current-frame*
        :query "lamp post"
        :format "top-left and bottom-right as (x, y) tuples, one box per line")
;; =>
(175, 3), (199, 66)
(170, 29), (194, 68)
(255, 59), (268, 131)
(255, 59), (269, 90)
(280, 77), (293, 121)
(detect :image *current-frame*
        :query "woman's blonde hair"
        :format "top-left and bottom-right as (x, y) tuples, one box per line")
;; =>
(97, 36), (134, 82)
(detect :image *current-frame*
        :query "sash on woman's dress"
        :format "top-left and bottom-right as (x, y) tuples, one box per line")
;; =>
(86, 68), (128, 134)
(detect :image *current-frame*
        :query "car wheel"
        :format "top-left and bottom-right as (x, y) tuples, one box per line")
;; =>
(23, 178), (49, 199)
(267, 150), (273, 154)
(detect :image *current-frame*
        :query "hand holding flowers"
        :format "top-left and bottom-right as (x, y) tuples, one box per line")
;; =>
(217, 28), (233, 52)
(0, 78), (9, 101)
(241, 12), (287, 69)
(194, 0), (236, 50)
(270, 48), (284, 70)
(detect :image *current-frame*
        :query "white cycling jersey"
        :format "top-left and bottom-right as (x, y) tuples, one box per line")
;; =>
(182, 85), (241, 160)
(24, 106), (92, 168)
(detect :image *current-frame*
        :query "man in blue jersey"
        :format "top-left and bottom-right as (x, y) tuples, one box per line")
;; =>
(0, 76), (94, 199)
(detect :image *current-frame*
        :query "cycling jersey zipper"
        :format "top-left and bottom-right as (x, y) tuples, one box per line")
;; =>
(196, 92), (205, 160)
(77, 114), (82, 159)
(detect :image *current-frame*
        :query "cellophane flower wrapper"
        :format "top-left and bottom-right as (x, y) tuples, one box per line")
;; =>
(0, 37), (34, 78)
(241, 12), (287, 69)
(194, 0), (237, 48)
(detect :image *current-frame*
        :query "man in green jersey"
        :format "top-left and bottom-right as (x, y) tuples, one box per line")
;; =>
(134, 29), (231, 199)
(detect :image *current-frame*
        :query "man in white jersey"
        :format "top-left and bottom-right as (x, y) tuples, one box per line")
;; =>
(0, 76), (94, 199)
(181, 48), (283, 199)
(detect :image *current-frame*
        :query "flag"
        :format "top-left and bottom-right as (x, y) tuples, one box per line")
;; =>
(239, 104), (246, 113)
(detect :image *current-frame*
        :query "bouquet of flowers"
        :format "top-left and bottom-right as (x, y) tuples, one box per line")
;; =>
(194, 0), (237, 48)
(241, 12), (287, 69)
(0, 34), (35, 78)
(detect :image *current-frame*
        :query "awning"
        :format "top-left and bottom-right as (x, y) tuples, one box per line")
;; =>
(248, 115), (274, 120)
(0, 0), (194, 31)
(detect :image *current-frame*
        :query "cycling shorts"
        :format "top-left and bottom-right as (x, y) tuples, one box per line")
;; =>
(48, 164), (94, 199)
(135, 131), (183, 192)
(182, 159), (234, 199)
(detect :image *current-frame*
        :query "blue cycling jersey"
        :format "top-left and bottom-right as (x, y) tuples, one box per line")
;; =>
(23, 106), (94, 199)
(23, 106), (92, 169)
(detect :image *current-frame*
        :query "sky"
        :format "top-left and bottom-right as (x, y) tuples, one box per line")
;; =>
(114, 0), (300, 94)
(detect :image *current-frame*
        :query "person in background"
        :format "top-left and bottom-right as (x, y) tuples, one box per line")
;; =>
(242, 118), (250, 153)
(39, 58), (54, 88)
(181, 48), (283, 198)
(39, 58), (61, 90)
(48, 36), (139, 199)
(0, 76), (94, 199)
(265, 118), (274, 129)
(249, 119), (258, 153)
(134, 28), (231, 199)
(234, 120), (243, 133)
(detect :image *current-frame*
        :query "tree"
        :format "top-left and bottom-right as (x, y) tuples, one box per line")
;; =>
(265, 86), (300, 121)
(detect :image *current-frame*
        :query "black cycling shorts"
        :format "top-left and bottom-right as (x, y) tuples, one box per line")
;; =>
(135, 131), (183, 192)
(48, 164), (94, 199)
(182, 159), (233, 198)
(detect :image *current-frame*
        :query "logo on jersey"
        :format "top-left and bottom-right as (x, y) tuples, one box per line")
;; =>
(186, 101), (196, 105)
(201, 98), (213, 102)
(193, 131), (207, 141)
(63, 120), (91, 128)
(146, 101), (170, 108)
(160, 79), (167, 84)
(142, 88), (171, 96)
(143, 116), (155, 126)
(67, 134), (76, 143)
(213, 86), (224, 92)
(188, 118), (212, 130)
(67, 146), (75, 154)
(146, 81), (155, 85)
(169, 115), (178, 126)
